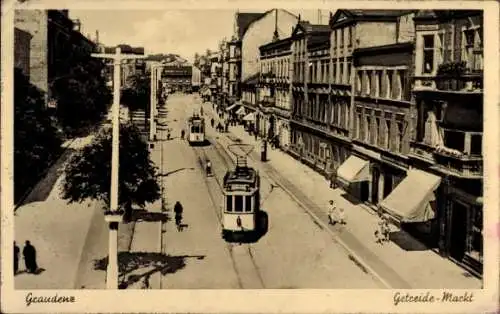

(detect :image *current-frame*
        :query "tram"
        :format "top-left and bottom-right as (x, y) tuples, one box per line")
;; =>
(221, 144), (261, 241)
(187, 113), (205, 145)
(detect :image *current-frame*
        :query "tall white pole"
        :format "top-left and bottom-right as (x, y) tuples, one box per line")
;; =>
(107, 47), (121, 289)
(150, 65), (156, 141)
(91, 47), (145, 289)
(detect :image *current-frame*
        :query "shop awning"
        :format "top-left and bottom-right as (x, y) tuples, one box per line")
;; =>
(243, 113), (255, 121)
(337, 155), (370, 185)
(226, 104), (239, 112)
(236, 107), (246, 115)
(379, 169), (442, 223)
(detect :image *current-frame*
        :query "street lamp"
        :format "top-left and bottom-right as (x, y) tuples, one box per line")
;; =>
(150, 62), (167, 142)
(91, 47), (146, 289)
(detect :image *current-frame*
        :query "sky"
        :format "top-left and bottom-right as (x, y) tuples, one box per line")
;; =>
(69, 9), (331, 63)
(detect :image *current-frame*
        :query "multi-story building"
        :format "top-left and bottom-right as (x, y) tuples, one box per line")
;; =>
(14, 28), (32, 78)
(14, 9), (97, 107)
(227, 12), (264, 100)
(288, 20), (332, 175)
(400, 10), (483, 276)
(326, 10), (415, 199)
(161, 65), (193, 92)
(257, 36), (293, 148)
(228, 10), (299, 102)
(103, 45), (144, 88)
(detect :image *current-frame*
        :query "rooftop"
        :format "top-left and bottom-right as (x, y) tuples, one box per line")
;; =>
(236, 12), (266, 39)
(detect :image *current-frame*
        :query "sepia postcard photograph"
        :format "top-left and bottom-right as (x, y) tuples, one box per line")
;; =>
(1, 0), (499, 313)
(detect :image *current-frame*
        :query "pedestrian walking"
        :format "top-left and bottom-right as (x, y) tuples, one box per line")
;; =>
(23, 240), (38, 273)
(327, 200), (337, 225)
(338, 207), (346, 225)
(382, 217), (391, 242)
(329, 170), (337, 189)
(14, 241), (19, 275)
(211, 118), (214, 128)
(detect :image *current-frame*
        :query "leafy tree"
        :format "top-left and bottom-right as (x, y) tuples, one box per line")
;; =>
(14, 68), (63, 201)
(61, 122), (160, 221)
(51, 54), (111, 136)
(121, 73), (151, 114)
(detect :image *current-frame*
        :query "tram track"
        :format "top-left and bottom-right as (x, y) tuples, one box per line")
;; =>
(191, 141), (265, 289)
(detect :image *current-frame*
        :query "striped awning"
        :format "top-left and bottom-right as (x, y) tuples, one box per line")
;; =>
(379, 169), (441, 223)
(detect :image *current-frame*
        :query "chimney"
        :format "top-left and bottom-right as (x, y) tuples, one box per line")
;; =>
(96, 30), (99, 44)
(272, 8), (279, 42)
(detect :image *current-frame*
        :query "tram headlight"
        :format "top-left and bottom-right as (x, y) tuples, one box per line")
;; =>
(236, 216), (242, 228)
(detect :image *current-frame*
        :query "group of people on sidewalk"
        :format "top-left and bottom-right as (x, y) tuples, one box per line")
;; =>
(14, 240), (39, 275)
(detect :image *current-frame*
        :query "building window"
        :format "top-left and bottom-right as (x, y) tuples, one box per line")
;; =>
(347, 61), (352, 84)
(470, 134), (482, 155)
(339, 61), (344, 84)
(348, 26), (353, 47)
(396, 122), (404, 152)
(333, 59), (337, 83)
(325, 62), (330, 83)
(365, 115), (371, 143)
(444, 130), (465, 152)
(462, 27), (483, 71)
(384, 119), (391, 150)
(363, 71), (371, 96)
(423, 34), (435, 74)
(357, 113), (363, 139)
(375, 117), (380, 146)
(340, 28), (344, 48)
(386, 70), (393, 98)
(377, 71), (383, 97)
(398, 70), (406, 101)
(356, 72), (362, 95)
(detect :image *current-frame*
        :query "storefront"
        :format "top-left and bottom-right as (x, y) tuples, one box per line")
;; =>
(336, 154), (371, 201)
(378, 168), (441, 245)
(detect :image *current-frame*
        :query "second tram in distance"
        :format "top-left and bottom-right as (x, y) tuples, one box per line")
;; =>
(187, 113), (205, 145)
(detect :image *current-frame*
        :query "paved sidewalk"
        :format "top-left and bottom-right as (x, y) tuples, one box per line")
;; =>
(14, 134), (104, 289)
(206, 103), (481, 289)
(122, 136), (165, 289)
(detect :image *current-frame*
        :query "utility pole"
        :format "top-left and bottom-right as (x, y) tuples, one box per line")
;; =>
(150, 62), (166, 141)
(91, 47), (146, 289)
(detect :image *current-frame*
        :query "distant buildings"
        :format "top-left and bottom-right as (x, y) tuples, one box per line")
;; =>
(14, 9), (98, 107)
(206, 8), (484, 278)
(161, 65), (192, 93)
(102, 44), (145, 88)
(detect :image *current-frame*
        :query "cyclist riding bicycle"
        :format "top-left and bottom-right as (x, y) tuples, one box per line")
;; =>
(174, 201), (183, 231)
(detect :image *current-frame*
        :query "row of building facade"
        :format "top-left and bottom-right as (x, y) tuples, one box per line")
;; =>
(208, 9), (484, 277)
(14, 10), (99, 107)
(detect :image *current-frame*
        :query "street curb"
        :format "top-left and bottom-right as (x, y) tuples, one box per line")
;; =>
(14, 138), (76, 211)
(72, 200), (104, 289)
(218, 131), (393, 289)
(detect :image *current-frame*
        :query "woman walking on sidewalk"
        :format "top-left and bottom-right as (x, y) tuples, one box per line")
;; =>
(328, 200), (337, 225)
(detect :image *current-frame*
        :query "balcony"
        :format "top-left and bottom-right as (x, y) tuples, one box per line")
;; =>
(414, 62), (483, 94)
(414, 74), (483, 94)
(409, 141), (483, 178)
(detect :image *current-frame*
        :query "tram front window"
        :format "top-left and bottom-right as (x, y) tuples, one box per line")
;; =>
(226, 196), (232, 212)
(245, 195), (252, 212)
(234, 195), (243, 212)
